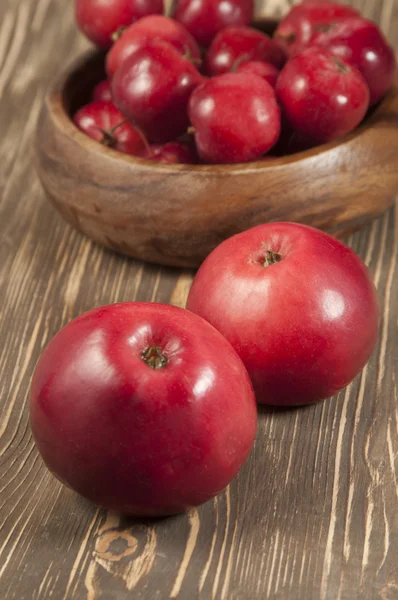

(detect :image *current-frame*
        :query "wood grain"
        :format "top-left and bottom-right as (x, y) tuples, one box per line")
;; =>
(0, 1), (397, 599)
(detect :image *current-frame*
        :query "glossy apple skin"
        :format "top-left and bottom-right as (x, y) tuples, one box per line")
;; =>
(276, 47), (369, 143)
(236, 60), (279, 88)
(106, 15), (201, 79)
(75, 0), (164, 48)
(92, 79), (113, 102)
(73, 101), (148, 156)
(30, 303), (257, 516)
(274, 0), (359, 57)
(205, 26), (286, 76)
(172, 0), (254, 47)
(187, 223), (379, 406)
(112, 40), (204, 143)
(308, 18), (397, 106)
(189, 72), (281, 163)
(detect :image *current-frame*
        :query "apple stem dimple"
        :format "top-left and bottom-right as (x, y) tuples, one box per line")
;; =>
(98, 121), (127, 148)
(314, 22), (335, 34)
(333, 57), (349, 73)
(141, 346), (168, 369)
(262, 250), (282, 267)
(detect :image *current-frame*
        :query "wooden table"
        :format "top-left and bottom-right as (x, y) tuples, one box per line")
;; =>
(1, 1), (397, 598)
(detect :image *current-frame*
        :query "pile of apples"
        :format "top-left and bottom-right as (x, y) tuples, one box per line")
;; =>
(73, 0), (396, 164)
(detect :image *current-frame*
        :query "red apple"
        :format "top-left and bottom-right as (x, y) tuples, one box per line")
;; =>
(75, 0), (164, 48)
(92, 79), (113, 102)
(149, 141), (198, 164)
(106, 15), (201, 79)
(172, 0), (254, 47)
(205, 26), (286, 76)
(112, 40), (204, 142)
(276, 47), (369, 142)
(73, 101), (148, 156)
(187, 223), (379, 406)
(307, 18), (397, 105)
(30, 303), (257, 516)
(189, 72), (281, 163)
(274, 0), (359, 57)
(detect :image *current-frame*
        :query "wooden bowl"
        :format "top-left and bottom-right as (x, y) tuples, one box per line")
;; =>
(36, 19), (398, 267)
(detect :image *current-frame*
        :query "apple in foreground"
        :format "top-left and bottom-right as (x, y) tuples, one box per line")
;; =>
(187, 223), (379, 406)
(30, 303), (256, 516)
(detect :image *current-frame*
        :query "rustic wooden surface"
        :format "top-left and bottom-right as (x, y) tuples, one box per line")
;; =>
(0, 0), (397, 599)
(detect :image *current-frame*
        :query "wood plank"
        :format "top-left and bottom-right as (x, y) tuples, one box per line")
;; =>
(0, 1), (397, 599)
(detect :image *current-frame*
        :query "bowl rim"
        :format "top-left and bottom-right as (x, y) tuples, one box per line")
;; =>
(45, 24), (397, 174)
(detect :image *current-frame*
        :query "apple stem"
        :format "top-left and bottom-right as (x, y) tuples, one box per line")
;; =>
(275, 32), (296, 44)
(183, 47), (202, 66)
(98, 121), (130, 148)
(262, 250), (282, 267)
(99, 128), (116, 148)
(141, 346), (168, 369)
(111, 26), (127, 43)
(333, 57), (349, 73)
(231, 53), (251, 72)
(99, 121), (153, 157)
